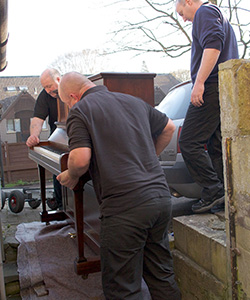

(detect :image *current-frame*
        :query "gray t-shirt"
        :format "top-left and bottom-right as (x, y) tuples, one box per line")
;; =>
(67, 85), (170, 216)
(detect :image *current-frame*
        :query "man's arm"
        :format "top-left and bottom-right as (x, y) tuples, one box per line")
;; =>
(26, 117), (44, 147)
(155, 118), (176, 156)
(191, 48), (221, 107)
(57, 147), (91, 189)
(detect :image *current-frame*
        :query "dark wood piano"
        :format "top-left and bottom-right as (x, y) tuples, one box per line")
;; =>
(28, 72), (156, 276)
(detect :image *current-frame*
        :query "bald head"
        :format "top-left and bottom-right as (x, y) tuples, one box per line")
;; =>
(176, 0), (203, 22)
(59, 72), (96, 108)
(40, 68), (61, 98)
(41, 68), (60, 81)
(176, 0), (201, 4)
(175, 0), (185, 4)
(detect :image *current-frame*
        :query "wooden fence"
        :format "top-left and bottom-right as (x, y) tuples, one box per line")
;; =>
(0, 142), (52, 185)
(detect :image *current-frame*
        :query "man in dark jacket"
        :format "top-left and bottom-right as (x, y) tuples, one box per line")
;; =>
(176, 0), (239, 213)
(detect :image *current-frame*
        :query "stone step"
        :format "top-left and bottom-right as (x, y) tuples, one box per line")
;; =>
(172, 213), (227, 284)
(2, 236), (21, 298)
(3, 261), (20, 298)
(4, 236), (19, 262)
(173, 249), (228, 300)
(3, 261), (19, 284)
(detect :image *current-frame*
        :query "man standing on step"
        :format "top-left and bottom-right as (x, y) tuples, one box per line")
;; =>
(175, 0), (238, 213)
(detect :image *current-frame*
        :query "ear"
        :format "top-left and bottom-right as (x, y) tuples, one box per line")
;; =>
(186, 0), (192, 5)
(70, 93), (80, 102)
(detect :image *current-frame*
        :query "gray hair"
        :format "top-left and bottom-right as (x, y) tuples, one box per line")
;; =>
(47, 68), (60, 80)
(40, 68), (60, 81)
(176, 0), (186, 4)
(176, 0), (202, 4)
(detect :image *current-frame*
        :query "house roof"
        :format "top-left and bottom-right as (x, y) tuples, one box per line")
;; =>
(0, 75), (42, 100)
(0, 91), (36, 120)
(154, 73), (181, 94)
(154, 86), (167, 106)
(0, 73), (180, 109)
(0, 94), (17, 116)
(154, 73), (180, 105)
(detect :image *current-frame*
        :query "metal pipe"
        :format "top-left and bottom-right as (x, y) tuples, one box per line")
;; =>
(225, 137), (238, 300)
(0, 202), (7, 300)
(0, 0), (8, 72)
(0, 3), (9, 297)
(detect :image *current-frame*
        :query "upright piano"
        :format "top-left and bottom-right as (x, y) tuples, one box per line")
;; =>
(28, 72), (156, 276)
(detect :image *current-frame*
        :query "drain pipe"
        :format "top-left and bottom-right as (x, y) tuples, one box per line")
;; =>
(0, 0), (8, 72)
(0, 1), (8, 296)
(0, 208), (6, 300)
(0, 0), (8, 189)
(225, 137), (239, 300)
(0, 3), (8, 297)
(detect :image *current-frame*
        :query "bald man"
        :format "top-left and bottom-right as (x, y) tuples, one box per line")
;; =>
(57, 72), (181, 300)
(26, 68), (62, 210)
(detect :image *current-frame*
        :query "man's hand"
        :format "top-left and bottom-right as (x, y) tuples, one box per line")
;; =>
(26, 117), (45, 147)
(57, 147), (91, 190)
(26, 134), (40, 147)
(191, 48), (221, 107)
(57, 170), (79, 190)
(191, 81), (204, 107)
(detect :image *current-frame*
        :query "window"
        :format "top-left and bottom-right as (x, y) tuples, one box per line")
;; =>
(7, 119), (21, 133)
(6, 86), (16, 92)
(19, 86), (28, 91)
(14, 119), (21, 131)
(42, 120), (47, 130)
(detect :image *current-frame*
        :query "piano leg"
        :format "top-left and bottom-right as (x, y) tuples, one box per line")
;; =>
(73, 181), (101, 276)
(38, 164), (67, 224)
(74, 185), (85, 262)
(38, 165), (45, 209)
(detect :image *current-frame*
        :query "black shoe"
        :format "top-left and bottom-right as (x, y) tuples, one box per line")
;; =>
(192, 195), (225, 214)
(211, 201), (225, 213)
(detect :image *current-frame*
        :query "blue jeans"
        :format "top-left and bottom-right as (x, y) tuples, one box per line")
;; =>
(100, 196), (181, 300)
(179, 82), (224, 201)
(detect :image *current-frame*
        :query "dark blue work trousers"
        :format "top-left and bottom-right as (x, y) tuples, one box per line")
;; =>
(100, 196), (181, 300)
(179, 82), (224, 201)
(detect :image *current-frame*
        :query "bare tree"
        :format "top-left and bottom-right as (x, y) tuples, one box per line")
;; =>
(107, 0), (250, 59)
(171, 69), (191, 81)
(141, 60), (149, 72)
(49, 49), (109, 75)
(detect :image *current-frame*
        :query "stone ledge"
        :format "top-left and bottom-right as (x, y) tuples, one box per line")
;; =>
(4, 237), (19, 262)
(3, 261), (19, 284)
(173, 249), (228, 300)
(173, 214), (227, 283)
(5, 281), (20, 298)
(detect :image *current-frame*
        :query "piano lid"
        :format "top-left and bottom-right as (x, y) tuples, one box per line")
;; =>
(57, 97), (69, 123)
(48, 122), (69, 152)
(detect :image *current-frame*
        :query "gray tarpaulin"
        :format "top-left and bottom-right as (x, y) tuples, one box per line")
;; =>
(15, 220), (151, 300)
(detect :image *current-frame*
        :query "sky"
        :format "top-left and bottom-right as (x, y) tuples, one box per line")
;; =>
(0, 0), (191, 77)
(1, 0), (249, 77)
